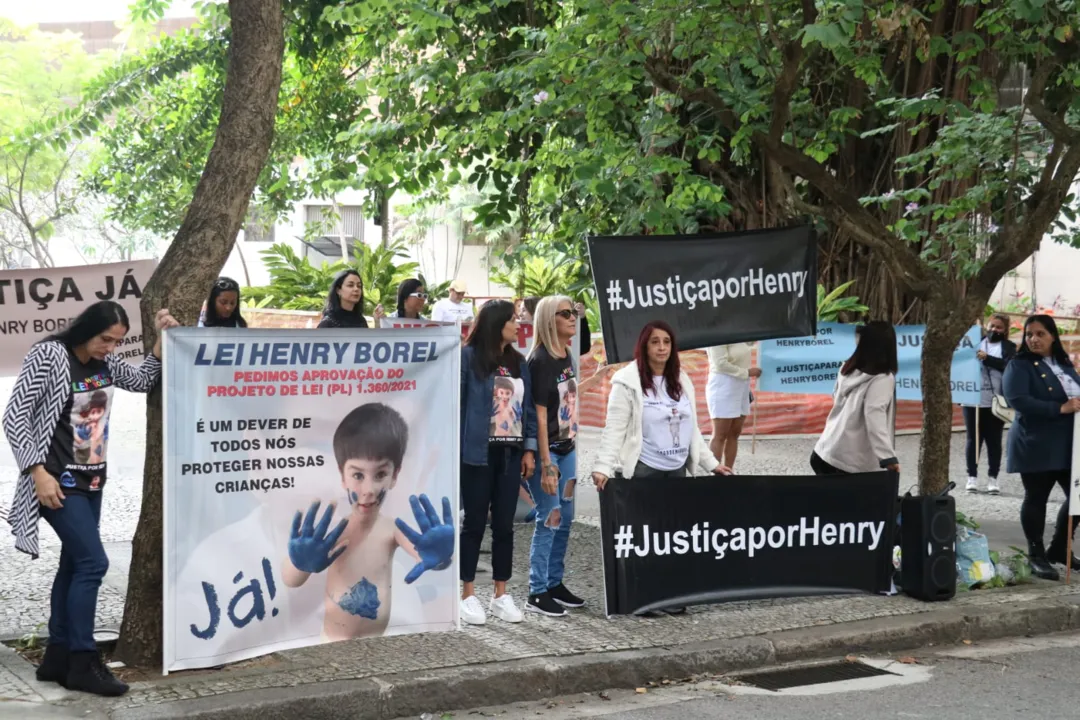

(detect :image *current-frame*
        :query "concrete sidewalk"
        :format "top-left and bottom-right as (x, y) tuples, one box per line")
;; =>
(5, 523), (1080, 720)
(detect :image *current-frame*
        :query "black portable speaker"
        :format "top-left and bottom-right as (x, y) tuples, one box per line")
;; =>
(900, 494), (956, 601)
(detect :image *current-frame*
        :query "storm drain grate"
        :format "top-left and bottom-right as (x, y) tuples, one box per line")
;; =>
(733, 661), (896, 691)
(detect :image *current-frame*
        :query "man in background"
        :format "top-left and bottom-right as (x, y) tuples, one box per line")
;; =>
(432, 280), (475, 323)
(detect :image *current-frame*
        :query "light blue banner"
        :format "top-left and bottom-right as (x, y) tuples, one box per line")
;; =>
(758, 323), (982, 405)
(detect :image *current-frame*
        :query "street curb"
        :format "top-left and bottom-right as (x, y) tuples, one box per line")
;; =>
(103, 594), (1079, 720)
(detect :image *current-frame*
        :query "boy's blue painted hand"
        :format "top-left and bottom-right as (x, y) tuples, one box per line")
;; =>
(288, 500), (348, 574)
(395, 494), (454, 584)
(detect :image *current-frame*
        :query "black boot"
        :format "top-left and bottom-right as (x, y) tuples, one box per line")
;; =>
(35, 644), (68, 687)
(65, 651), (129, 697)
(1047, 521), (1080, 569)
(1046, 541), (1080, 570)
(1028, 541), (1060, 581)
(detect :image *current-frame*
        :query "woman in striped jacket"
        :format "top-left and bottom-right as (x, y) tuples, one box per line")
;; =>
(3, 301), (177, 697)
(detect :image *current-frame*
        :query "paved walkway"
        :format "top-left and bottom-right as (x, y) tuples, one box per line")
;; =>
(3, 521), (1080, 717)
(0, 378), (1068, 717)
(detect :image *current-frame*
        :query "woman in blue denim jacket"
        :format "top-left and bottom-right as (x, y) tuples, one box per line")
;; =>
(1004, 314), (1080, 581)
(459, 300), (538, 625)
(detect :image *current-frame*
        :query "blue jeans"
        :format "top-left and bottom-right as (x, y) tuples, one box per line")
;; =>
(527, 449), (576, 596)
(39, 493), (108, 652)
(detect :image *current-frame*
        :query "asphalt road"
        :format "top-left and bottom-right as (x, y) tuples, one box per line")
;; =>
(437, 632), (1080, 720)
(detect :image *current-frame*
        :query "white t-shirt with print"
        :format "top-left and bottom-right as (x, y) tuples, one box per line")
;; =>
(1046, 359), (1080, 399)
(638, 377), (694, 472)
(431, 299), (474, 323)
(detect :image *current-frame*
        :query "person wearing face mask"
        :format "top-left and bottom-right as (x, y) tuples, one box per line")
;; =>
(964, 314), (1015, 494)
(1003, 314), (1080, 580)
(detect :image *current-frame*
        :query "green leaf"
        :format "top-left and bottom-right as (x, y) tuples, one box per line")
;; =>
(801, 23), (848, 50)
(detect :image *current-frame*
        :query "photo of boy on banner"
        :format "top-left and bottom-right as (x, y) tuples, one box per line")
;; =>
(282, 403), (454, 641)
(491, 374), (524, 440)
(72, 389), (111, 465)
(557, 377), (578, 441)
(164, 326), (461, 672)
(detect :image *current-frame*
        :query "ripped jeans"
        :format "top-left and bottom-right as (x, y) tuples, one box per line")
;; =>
(526, 449), (576, 596)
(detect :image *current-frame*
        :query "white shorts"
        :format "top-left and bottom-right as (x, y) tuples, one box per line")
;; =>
(706, 373), (751, 419)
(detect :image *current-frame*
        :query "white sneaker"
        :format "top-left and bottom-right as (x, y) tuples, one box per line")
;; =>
(965, 477), (979, 493)
(987, 478), (1001, 495)
(489, 593), (524, 623)
(460, 595), (487, 626)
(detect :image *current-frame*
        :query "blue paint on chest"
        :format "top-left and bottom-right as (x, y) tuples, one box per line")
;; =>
(337, 577), (380, 619)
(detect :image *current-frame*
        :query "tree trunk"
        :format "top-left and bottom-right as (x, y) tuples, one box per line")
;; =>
(916, 291), (986, 494)
(116, 0), (284, 669)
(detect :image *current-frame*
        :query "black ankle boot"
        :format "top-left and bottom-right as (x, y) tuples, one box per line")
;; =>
(35, 644), (68, 686)
(1028, 541), (1060, 581)
(1046, 541), (1080, 570)
(66, 651), (129, 697)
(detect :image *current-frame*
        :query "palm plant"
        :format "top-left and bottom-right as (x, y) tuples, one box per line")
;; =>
(490, 246), (586, 298)
(243, 241), (424, 315)
(817, 281), (869, 322)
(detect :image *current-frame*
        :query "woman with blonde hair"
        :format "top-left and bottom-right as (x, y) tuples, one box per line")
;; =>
(524, 295), (584, 617)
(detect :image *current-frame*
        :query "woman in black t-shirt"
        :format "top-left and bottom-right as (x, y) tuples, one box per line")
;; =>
(318, 269), (369, 329)
(524, 295), (585, 617)
(3, 301), (177, 697)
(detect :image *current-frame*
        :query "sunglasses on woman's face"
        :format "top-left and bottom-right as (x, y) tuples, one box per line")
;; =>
(409, 292), (428, 300)
(555, 309), (578, 320)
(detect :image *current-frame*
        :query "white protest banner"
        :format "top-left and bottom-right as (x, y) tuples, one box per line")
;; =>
(163, 327), (460, 672)
(0, 260), (157, 376)
(1072, 418), (1080, 525)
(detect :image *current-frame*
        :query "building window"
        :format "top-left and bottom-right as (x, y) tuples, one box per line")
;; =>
(302, 204), (367, 257)
(999, 64), (1030, 109)
(304, 204), (365, 242)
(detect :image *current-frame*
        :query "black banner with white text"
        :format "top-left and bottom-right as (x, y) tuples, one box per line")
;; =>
(599, 472), (898, 615)
(587, 227), (817, 363)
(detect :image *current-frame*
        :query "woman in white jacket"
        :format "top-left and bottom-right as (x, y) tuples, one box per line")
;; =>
(592, 321), (731, 487)
(811, 321), (900, 475)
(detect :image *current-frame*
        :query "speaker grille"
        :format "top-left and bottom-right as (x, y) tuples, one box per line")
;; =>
(930, 511), (953, 543)
(930, 555), (953, 589)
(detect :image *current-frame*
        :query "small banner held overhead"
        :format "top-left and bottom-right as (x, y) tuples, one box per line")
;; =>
(0, 260), (157, 376)
(587, 227), (817, 363)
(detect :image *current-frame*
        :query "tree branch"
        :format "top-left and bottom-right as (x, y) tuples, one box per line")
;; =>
(767, 0), (817, 143)
(974, 141), (1080, 294)
(644, 56), (935, 295)
(1026, 59), (1080, 145)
